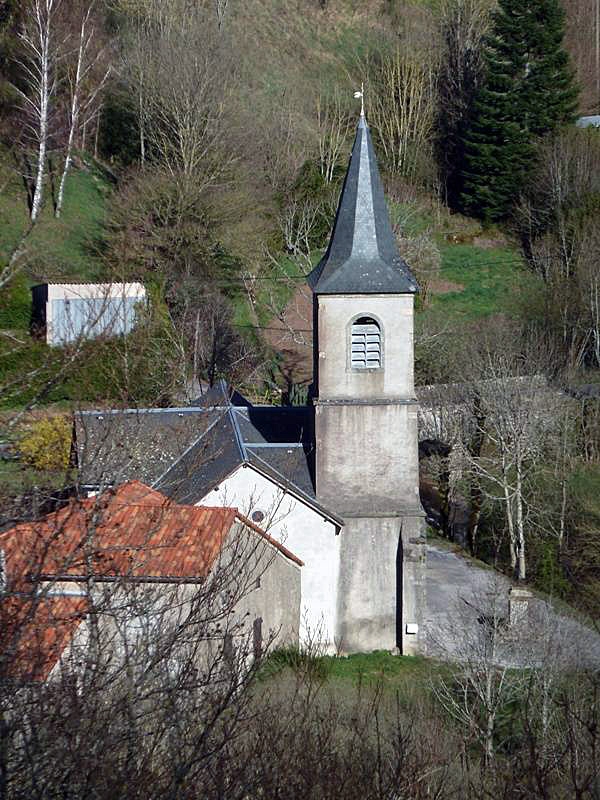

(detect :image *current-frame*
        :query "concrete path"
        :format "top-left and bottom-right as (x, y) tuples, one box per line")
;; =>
(423, 542), (600, 668)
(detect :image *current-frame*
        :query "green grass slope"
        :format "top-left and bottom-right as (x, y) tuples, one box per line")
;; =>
(432, 243), (533, 320)
(0, 153), (112, 296)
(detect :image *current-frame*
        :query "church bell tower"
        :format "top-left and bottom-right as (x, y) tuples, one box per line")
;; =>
(308, 112), (426, 655)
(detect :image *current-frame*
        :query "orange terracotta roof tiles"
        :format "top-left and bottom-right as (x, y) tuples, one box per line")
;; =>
(0, 595), (87, 682)
(0, 482), (238, 585)
(0, 481), (303, 586)
(0, 481), (303, 682)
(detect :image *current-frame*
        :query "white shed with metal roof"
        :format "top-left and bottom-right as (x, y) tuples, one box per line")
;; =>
(31, 282), (146, 345)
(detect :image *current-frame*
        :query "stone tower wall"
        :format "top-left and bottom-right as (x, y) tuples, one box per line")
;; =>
(314, 292), (427, 654)
(316, 294), (414, 400)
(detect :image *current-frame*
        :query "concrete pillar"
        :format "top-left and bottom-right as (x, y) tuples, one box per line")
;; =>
(399, 516), (427, 655)
(509, 586), (534, 627)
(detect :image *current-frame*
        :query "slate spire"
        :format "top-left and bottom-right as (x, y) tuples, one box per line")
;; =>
(307, 115), (417, 295)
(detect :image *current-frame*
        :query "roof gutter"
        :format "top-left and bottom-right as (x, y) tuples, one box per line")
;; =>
(37, 573), (207, 585)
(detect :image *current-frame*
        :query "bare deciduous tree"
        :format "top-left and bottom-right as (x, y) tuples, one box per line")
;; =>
(15, 0), (63, 222)
(315, 90), (352, 184)
(431, 580), (515, 765)
(119, 0), (234, 192)
(55, 0), (109, 218)
(357, 14), (439, 184)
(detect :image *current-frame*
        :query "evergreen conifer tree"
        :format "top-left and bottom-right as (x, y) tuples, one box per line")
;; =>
(460, 0), (578, 222)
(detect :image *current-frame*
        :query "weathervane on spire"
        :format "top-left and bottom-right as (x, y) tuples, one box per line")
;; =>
(353, 82), (364, 117)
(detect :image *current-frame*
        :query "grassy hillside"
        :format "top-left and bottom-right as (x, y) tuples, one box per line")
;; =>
(392, 200), (533, 323)
(0, 152), (112, 294)
(432, 243), (531, 320)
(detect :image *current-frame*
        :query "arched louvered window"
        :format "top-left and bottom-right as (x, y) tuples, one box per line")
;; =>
(351, 316), (382, 369)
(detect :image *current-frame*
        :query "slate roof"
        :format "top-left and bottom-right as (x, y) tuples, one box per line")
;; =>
(155, 404), (342, 525)
(74, 381), (235, 487)
(75, 380), (341, 526)
(308, 115), (418, 295)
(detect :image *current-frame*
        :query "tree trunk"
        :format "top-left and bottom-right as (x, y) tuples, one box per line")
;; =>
(56, 21), (84, 218)
(31, 2), (52, 222)
(501, 451), (517, 572)
(484, 671), (495, 766)
(94, 107), (101, 159)
(515, 455), (526, 581)
(467, 391), (486, 555)
(139, 84), (146, 166)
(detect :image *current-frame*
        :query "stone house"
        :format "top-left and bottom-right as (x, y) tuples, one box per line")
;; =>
(0, 481), (301, 682)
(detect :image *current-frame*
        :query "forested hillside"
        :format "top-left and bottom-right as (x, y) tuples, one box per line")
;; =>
(2, 0), (600, 597)
(3, 1), (600, 796)
(1, 0), (600, 578)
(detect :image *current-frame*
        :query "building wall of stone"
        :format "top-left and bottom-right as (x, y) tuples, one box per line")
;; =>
(199, 465), (340, 652)
(316, 293), (414, 400)
(314, 290), (426, 655)
(224, 521), (301, 651)
(334, 514), (426, 655)
(45, 528), (301, 680)
(314, 399), (421, 516)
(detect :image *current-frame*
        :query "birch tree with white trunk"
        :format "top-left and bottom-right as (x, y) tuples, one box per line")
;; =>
(55, 1), (109, 218)
(457, 337), (560, 581)
(431, 580), (516, 766)
(15, 0), (63, 222)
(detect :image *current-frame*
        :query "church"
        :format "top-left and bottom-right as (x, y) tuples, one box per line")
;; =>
(76, 110), (427, 656)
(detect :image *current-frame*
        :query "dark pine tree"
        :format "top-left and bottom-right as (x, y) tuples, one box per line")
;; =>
(460, 0), (578, 222)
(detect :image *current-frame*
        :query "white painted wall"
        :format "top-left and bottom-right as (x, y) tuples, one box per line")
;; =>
(198, 464), (340, 653)
(317, 293), (414, 400)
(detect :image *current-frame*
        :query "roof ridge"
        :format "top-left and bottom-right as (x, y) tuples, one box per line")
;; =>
(229, 406), (247, 461)
(244, 453), (344, 527)
(151, 408), (230, 490)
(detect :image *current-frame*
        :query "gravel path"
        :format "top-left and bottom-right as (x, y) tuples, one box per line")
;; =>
(423, 543), (600, 668)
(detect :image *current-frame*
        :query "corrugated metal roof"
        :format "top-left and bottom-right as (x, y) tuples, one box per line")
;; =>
(37, 282), (145, 298)
(576, 115), (600, 128)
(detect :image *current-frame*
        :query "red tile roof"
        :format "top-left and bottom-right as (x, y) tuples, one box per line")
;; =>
(0, 482), (302, 681)
(0, 481), (303, 584)
(0, 481), (240, 585)
(0, 595), (87, 682)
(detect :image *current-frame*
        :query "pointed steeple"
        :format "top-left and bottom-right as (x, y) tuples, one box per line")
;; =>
(308, 116), (418, 295)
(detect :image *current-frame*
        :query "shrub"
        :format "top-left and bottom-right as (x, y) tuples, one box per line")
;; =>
(0, 272), (31, 330)
(260, 646), (332, 682)
(19, 415), (72, 471)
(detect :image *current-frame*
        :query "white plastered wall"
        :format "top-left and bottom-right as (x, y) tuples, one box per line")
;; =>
(317, 293), (414, 400)
(198, 464), (340, 653)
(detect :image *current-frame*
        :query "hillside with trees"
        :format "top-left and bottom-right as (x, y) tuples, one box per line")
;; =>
(2, 0), (600, 795)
